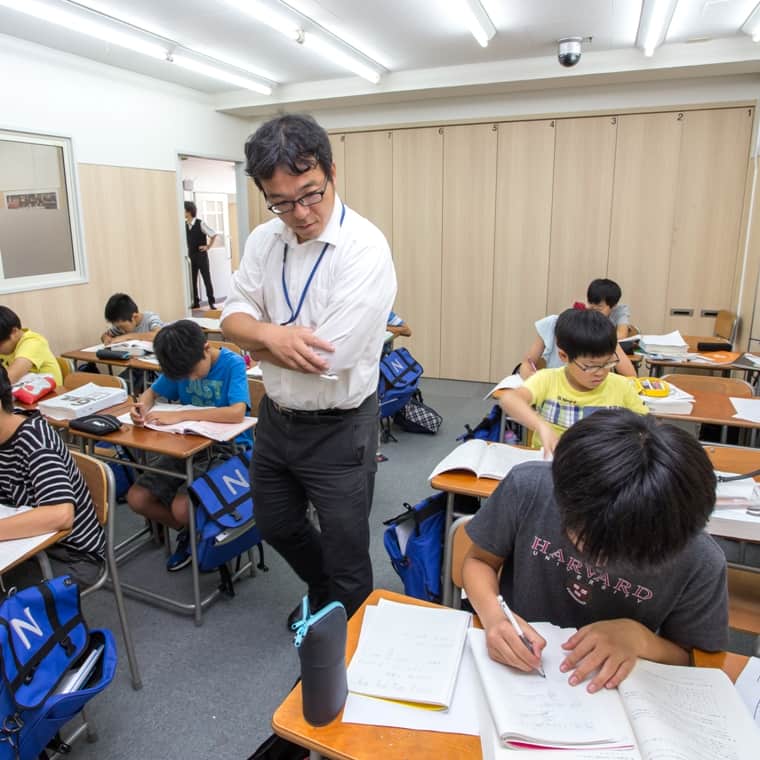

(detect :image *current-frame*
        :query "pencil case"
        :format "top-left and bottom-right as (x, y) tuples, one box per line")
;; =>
(696, 341), (732, 352)
(292, 597), (347, 726)
(96, 348), (131, 360)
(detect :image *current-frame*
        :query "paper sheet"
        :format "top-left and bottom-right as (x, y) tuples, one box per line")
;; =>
(735, 657), (760, 727)
(730, 397), (760, 423)
(0, 506), (57, 573)
(484, 374), (523, 400)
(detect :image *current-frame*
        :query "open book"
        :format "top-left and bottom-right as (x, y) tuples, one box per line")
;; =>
(0, 505), (57, 572)
(347, 599), (471, 710)
(469, 625), (759, 756)
(429, 439), (543, 481)
(116, 403), (255, 442)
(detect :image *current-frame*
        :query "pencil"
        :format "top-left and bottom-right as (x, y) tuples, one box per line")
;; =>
(496, 594), (546, 678)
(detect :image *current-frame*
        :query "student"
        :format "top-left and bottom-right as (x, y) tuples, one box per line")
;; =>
(0, 366), (105, 585)
(126, 320), (251, 571)
(185, 201), (219, 310)
(386, 310), (412, 338)
(462, 409), (728, 693)
(101, 293), (164, 344)
(0, 306), (62, 386)
(502, 308), (647, 455)
(519, 278), (635, 379)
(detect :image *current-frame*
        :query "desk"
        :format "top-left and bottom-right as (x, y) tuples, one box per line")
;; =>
(272, 589), (481, 760)
(0, 530), (70, 576)
(643, 335), (755, 378)
(272, 589), (748, 760)
(648, 388), (760, 431)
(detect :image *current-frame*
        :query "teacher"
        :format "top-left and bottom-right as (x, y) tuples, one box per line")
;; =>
(222, 114), (397, 623)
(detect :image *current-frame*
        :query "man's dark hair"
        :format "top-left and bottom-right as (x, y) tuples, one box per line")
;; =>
(555, 308), (616, 361)
(587, 278), (622, 308)
(244, 114), (333, 192)
(153, 320), (207, 380)
(552, 409), (715, 567)
(0, 365), (14, 414)
(0, 306), (21, 342)
(184, 201), (197, 218)
(104, 293), (138, 323)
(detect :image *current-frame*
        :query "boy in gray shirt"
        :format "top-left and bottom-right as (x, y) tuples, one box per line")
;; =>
(464, 409), (727, 694)
(101, 293), (163, 344)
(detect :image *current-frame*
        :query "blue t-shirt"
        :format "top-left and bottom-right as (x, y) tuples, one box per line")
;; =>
(151, 348), (252, 447)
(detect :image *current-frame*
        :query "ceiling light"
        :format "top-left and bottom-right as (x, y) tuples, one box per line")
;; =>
(456, 0), (496, 48)
(222, 0), (300, 40)
(637, 0), (680, 57)
(0, 0), (166, 59)
(171, 55), (272, 94)
(300, 32), (381, 84)
(741, 2), (760, 42)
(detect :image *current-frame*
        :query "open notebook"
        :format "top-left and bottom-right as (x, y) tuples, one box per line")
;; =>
(429, 439), (543, 481)
(468, 625), (759, 755)
(116, 404), (255, 442)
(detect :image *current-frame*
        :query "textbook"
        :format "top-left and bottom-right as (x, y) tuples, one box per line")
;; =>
(638, 330), (688, 357)
(347, 599), (471, 710)
(429, 439), (543, 482)
(38, 383), (127, 420)
(116, 404), (256, 442)
(468, 625), (760, 755)
(639, 383), (694, 415)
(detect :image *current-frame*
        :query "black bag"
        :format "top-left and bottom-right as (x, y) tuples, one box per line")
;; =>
(247, 734), (308, 760)
(69, 414), (122, 435)
(95, 348), (130, 360)
(393, 390), (442, 434)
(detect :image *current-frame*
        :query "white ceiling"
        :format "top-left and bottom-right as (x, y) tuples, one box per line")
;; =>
(2, 0), (760, 117)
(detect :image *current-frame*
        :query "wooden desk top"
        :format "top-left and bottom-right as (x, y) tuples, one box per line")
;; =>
(650, 388), (760, 428)
(272, 589), (481, 760)
(431, 470), (500, 499)
(61, 348), (131, 368)
(691, 649), (747, 682)
(704, 445), (760, 476)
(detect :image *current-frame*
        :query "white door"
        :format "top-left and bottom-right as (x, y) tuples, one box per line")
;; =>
(195, 192), (231, 303)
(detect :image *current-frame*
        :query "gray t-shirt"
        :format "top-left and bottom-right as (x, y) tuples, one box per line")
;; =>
(466, 461), (728, 652)
(107, 311), (164, 337)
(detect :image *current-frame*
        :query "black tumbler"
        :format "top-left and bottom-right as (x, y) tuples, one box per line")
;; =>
(294, 598), (348, 727)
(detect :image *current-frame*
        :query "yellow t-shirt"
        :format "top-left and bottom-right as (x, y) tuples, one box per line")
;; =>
(0, 329), (63, 386)
(524, 367), (648, 448)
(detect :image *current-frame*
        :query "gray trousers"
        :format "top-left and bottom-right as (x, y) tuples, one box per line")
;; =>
(251, 393), (378, 617)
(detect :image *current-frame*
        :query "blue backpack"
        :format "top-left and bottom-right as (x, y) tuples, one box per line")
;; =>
(0, 576), (116, 760)
(188, 451), (268, 597)
(377, 348), (423, 421)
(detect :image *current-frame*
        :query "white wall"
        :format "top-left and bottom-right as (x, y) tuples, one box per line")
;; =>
(0, 34), (250, 170)
(180, 157), (237, 194)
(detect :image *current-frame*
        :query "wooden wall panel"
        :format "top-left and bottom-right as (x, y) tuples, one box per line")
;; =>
(440, 124), (497, 381)
(392, 127), (443, 376)
(608, 112), (682, 335)
(2, 164), (184, 357)
(330, 133), (346, 199)
(666, 108), (753, 335)
(547, 116), (617, 313)
(344, 131), (393, 243)
(490, 120), (555, 380)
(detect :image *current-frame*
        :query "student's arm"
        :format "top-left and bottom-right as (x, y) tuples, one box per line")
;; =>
(614, 344), (636, 377)
(144, 401), (246, 425)
(616, 323), (629, 341)
(5, 357), (33, 383)
(519, 336), (545, 379)
(130, 387), (157, 425)
(463, 544), (546, 673)
(498, 386), (559, 455)
(0, 503), (74, 540)
(387, 323), (412, 338)
(560, 619), (689, 694)
(200, 234), (219, 252)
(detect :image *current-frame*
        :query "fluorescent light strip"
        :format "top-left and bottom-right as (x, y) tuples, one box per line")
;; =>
(637, 0), (679, 57)
(741, 2), (760, 42)
(457, 0), (496, 48)
(0, 0), (166, 58)
(172, 55), (272, 94)
(223, 0), (299, 40)
(301, 32), (380, 84)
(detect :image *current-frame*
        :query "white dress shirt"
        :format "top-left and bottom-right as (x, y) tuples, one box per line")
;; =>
(222, 195), (397, 410)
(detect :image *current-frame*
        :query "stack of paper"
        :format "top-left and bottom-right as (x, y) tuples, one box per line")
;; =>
(639, 330), (689, 357)
(38, 383), (127, 420)
(640, 383), (694, 415)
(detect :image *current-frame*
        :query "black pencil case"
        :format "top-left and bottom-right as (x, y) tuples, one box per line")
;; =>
(96, 348), (131, 360)
(69, 414), (122, 435)
(696, 341), (732, 352)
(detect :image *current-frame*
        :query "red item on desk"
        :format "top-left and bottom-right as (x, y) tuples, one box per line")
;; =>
(572, 301), (587, 310)
(12, 374), (56, 404)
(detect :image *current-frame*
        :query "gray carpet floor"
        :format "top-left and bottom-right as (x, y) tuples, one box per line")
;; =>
(69, 377), (756, 760)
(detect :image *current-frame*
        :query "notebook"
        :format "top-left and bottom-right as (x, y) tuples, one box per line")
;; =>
(116, 404), (256, 442)
(468, 625), (760, 754)
(429, 439), (543, 481)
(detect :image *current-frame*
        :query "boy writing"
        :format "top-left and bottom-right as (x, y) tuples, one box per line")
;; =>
(463, 409), (727, 693)
(502, 308), (647, 455)
(520, 278), (635, 378)
(101, 293), (164, 344)
(0, 306), (62, 385)
(126, 320), (251, 571)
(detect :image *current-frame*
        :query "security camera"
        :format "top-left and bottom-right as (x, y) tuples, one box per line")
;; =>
(558, 37), (582, 67)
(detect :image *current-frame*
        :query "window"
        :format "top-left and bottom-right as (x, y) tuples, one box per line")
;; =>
(0, 130), (87, 293)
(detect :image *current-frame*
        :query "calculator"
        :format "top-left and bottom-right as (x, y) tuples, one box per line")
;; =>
(634, 378), (670, 397)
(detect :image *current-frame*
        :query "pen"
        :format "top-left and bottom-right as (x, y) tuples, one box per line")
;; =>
(528, 359), (537, 373)
(496, 594), (546, 678)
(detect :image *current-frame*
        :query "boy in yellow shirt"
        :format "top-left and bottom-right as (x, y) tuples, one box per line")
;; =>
(501, 308), (646, 455)
(0, 306), (62, 385)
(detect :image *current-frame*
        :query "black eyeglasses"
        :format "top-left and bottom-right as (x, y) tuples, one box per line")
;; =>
(573, 357), (620, 374)
(266, 178), (330, 215)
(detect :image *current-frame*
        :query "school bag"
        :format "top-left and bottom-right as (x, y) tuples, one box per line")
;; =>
(393, 390), (443, 435)
(377, 347), (423, 421)
(188, 450), (268, 597)
(0, 576), (116, 760)
(457, 404), (521, 444)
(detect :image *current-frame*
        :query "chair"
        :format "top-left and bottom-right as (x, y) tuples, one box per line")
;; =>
(726, 567), (760, 656)
(248, 378), (266, 417)
(661, 374), (753, 398)
(444, 515), (473, 608)
(209, 340), (242, 355)
(714, 310), (738, 344)
(56, 355), (73, 382)
(70, 451), (143, 689)
(64, 371), (127, 391)
(204, 309), (222, 319)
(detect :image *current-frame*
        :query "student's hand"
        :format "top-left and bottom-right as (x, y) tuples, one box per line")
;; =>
(101, 333), (113, 345)
(485, 614), (546, 673)
(560, 619), (647, 693)
(266, 325), (334, 374)
(144, 409), (184, 425)
(130, 402), (146, 426)
(537, 424), (559, 457)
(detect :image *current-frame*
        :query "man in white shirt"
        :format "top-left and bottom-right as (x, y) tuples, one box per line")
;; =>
(222, 114), (397, 623)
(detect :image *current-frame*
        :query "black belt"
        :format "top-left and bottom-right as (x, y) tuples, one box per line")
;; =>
(270, 399), (356, 419)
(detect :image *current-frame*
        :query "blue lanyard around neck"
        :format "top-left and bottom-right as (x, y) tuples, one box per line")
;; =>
(280, 202), (346, 326)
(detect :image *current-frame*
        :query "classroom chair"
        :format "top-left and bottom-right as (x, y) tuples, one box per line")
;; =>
(726, 566), (760, 656)
(444, 515), (473, 608)
(63, 371), (128, 391)
(660, 374), (753, 397)
(204, 309), (223, 319)
(714, 310), (739, 345)
(248, 377), (266, 417)
(208, 339), (242, 355)
(70, 451), (143, 689)
(56, 355), (74, 382)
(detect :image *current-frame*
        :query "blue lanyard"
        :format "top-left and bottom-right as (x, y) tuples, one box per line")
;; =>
(280, 203), (346, 326)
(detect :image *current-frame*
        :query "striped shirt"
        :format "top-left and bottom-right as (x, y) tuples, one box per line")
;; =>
(0, 414), (105, 559)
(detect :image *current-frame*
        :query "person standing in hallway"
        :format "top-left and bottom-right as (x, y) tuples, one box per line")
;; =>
(185, 200), (218, 309)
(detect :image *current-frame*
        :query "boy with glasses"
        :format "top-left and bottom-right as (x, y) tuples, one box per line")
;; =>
(501, 308), (647, 455)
